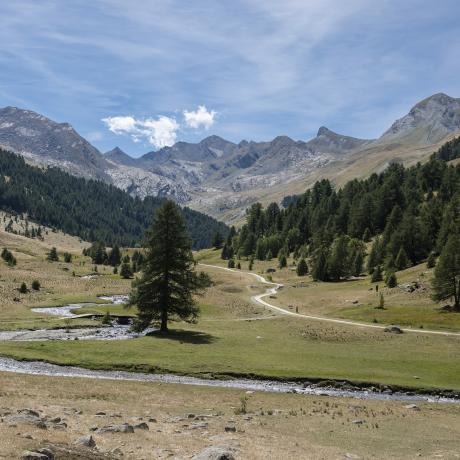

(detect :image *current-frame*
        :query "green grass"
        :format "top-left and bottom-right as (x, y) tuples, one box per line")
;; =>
(0, 301), (459, 391)
(338, 303), (460, 331)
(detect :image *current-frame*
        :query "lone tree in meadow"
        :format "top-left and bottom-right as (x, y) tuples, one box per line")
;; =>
(130, 200), (211, 333)
(432, 234), (460, 310)
(47, 247), (59, 262)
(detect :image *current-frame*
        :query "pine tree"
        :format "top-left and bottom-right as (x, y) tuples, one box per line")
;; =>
(371, 265), (383, 282)
(427, 253), (436, 269)
(120, 262), (133, 279)
(432, 234), (460, 310)
(395, 247), (409, 271)
(63, 252), (72, 263)
(266, 249), (273, 261)
(47, 247), (59, 262)
(385, 271), (397, 288)
(362, 227), (371, 242)
(130, 201), (211, 332)
(19, 282), (28, 293)
(212, 231), (224, 249)
(248, 256), (254, 271)
(367, 237), (383, 273)
(278, 254), (287, 269)
(228, 259), (235, 268)
(296, 258), (308, 276)
(108, 245), (122, 266)
(351, 250), (363, 277)
(311, 247), (328, 281)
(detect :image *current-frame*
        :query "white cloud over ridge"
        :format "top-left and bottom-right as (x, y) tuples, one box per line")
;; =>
(183, 105), (216, 129)
(102, 115), (179, 148)
(103, 105), (217, 148)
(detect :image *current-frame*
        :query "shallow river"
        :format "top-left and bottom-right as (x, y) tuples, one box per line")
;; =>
(0, 295), (458, 403)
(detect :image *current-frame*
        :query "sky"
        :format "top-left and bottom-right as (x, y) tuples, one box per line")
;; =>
(0, 0), (459, 157)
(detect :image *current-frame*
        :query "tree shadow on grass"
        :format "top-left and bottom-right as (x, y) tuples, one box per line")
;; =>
(146, 329), (217, 344)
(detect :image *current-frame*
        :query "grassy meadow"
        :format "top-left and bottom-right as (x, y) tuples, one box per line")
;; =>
(0, 225), (459, 391)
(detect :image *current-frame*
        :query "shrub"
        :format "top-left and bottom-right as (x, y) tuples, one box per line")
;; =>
(386, 272), (397, 288)
(47, 247), (59, 262)
(31, 280), (41, 291)
(296, 258), (308, 276)
(228, 259), (235, 268)
(18, 282), (28, 293)
(120, 262), (133, 279)
(63, 252), (72, 263)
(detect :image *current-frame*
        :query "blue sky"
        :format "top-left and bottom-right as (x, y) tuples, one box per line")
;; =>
(0, 0), (459, 157)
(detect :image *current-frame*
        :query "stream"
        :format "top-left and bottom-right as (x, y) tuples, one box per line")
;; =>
(0, 295), (154, 341)
(0, 289), (458, 403)
(0, 356), (458, 403)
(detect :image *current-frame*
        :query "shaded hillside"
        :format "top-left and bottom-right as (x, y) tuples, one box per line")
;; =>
(0, 149), (228, 248)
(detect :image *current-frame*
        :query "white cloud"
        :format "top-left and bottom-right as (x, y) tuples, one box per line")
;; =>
(183, 105), (217, 129)
(102, 115), (179, 148)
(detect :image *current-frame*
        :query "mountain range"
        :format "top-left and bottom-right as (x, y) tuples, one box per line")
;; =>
(1, 93), (459, 223)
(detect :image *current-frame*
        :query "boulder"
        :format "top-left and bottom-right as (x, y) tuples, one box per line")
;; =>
(134, 422), (149, 430)
(75, 434), (96, 448)
(384, 325), (403, 334)
(192, 446), (236, 460)
(96, 423), (134, 433)
(7, 411), (47, 429)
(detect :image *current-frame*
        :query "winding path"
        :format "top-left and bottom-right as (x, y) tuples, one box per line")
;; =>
(199, 263), (460, 338)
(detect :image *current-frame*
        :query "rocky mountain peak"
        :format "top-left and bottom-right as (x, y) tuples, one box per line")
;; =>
(380, 92), (460, 145)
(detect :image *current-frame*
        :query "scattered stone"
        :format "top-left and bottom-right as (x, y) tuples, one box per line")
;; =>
(95, 411), (106, 416)
(148, 417), (157, 423)
(75, 434), (96, 448)
(384, 325), (403, 334)
(96, 423), (134, 433)
(134, 422), (149, 430)
(37, 448), (54, 460)
(21, 452), (49, 460)
(224, 425), (236, 432)
(7, 411), (47, 429)
(190, 422), (208, 430)
(192, 445), (236, 460)
(404, 404), (420, 411)
(344, 454), (362, 459)
(351, 419), (365, 425)
(49, 417), (61, 423)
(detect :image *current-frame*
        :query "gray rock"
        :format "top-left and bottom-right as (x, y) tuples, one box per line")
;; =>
(384, 325), (403, 334)
(224, 425), (236, 432)
(134, 422), (149, 430)
(96, 423), (134, 433)
(75, 434), (96, 448)
(404, 404), (420, 411)
(21, 452), (49, 460)
(7, 412), (47, 429)
(36, 448), (54, 459)
(192, 446), (236, 460)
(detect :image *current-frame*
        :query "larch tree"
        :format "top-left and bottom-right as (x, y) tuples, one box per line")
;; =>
(130, 201), (211, 333)
(432, 234), (460, 310)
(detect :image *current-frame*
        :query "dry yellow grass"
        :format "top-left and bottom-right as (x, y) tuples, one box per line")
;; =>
(0, 213), (131, 330)
(1, 371), (459, 460)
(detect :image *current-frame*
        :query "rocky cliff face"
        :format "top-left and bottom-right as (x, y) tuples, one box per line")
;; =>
(1, 92), (459, 223)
